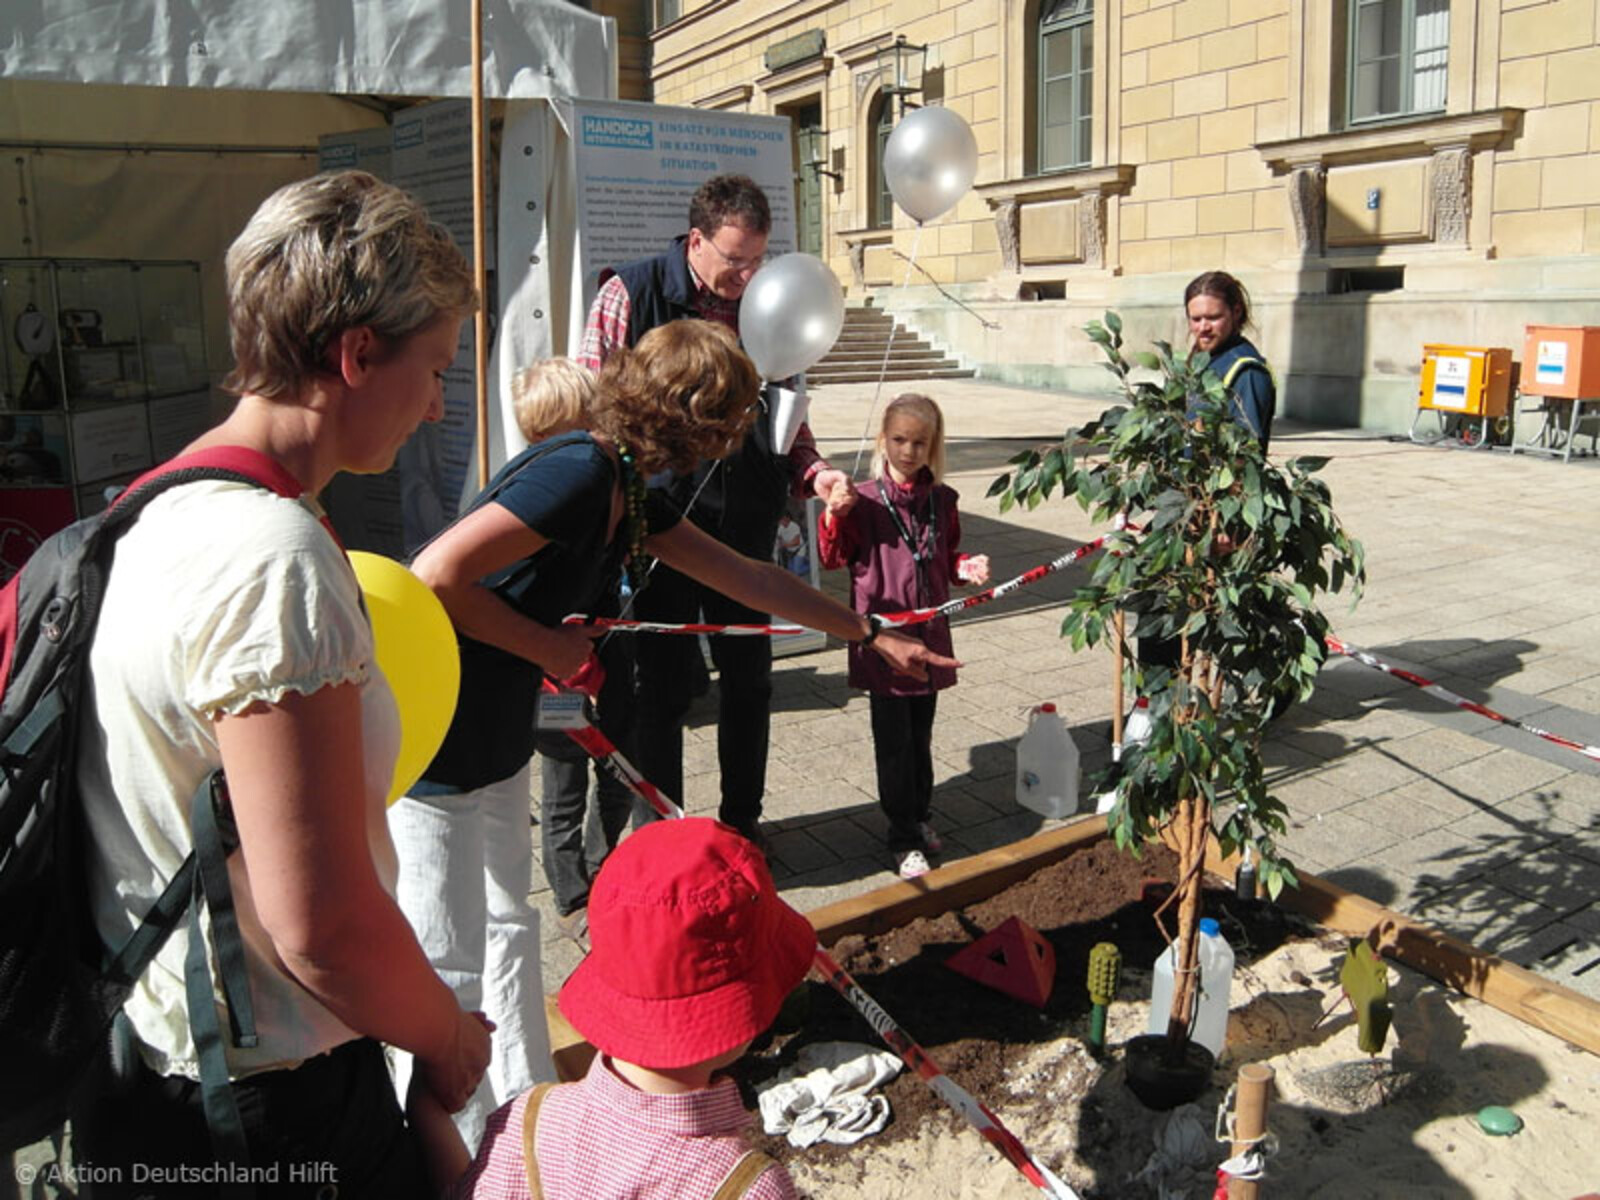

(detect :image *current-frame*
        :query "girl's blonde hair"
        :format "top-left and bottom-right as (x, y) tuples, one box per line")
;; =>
(512, 357), (595, 442)
(870, 392), (946, 484)
(591, 321), (761, 476)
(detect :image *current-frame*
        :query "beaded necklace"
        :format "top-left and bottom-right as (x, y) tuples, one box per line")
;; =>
(618, 444), (651, 588)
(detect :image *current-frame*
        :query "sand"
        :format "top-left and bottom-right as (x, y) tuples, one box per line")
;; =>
(777, 932), (1600, 1199)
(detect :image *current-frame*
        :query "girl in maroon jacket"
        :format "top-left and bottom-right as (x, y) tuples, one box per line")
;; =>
(818, 394), (990, 879)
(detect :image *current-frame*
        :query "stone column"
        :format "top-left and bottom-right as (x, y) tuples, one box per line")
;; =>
(1431, 145), (1472, 245)
(1287, 164), (1327, 257)
(994, 198), (1020, 273)
(1079, 189), (1106, 269)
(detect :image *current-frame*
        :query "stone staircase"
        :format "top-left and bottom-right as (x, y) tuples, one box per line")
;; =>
(808, 302), (974, 386)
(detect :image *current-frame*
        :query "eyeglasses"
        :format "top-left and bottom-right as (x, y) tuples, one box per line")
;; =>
(698, 233), (771, 274)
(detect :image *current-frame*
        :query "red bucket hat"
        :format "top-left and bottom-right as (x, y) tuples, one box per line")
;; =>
(558, 818), (816, 1069)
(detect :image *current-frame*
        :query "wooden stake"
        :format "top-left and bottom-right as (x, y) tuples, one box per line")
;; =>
(469, 0), (491, 489)
(1227, 1062), (1274, 1199)
(1110, 610), (1125, 753)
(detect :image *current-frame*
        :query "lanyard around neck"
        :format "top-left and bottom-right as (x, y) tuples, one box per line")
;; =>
(880, 474), (938, 599)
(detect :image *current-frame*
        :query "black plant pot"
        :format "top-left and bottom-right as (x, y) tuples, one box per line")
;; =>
(1122, 1033), (1214, 1110)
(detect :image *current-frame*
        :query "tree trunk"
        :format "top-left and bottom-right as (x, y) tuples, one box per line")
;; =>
(1163, 649), (1217, 1062)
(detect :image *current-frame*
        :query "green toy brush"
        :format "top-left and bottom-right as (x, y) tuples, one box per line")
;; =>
(1086, 942), (1121, 1055)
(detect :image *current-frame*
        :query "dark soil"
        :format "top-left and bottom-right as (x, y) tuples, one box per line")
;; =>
(736, 838), (1298, 1173)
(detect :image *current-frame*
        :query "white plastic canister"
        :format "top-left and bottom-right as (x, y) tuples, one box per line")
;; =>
(1015, 702), (1080, 818)
(1146, 917), (1236, 1059)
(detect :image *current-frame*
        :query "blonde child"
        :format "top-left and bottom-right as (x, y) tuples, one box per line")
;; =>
(817, 394), (989, 879)
(407, 818), (813, 1199)
(511, 357), (635, 937)
(511, 357), (593, 443)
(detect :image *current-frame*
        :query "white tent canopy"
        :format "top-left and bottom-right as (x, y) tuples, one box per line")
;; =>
(2, 0), (618, 529)
(1, 0), (613, 101)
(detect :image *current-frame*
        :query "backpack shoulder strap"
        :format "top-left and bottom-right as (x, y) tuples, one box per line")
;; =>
(1221, 356), (1272, 390)
(710, 1150), (780, 1200)
(521, 1082), (560, 1200)
(113, 446), (303, 513)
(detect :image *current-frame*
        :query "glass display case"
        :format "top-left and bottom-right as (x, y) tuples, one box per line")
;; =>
(0, 258), (211, 580)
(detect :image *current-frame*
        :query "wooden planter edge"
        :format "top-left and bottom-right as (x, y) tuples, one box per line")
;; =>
(546, 817), (1600, 1076)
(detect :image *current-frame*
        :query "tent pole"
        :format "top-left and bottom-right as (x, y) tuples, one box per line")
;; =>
(470, 0), (490, 489)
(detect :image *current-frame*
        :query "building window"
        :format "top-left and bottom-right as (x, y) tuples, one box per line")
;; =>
(1348, 0), (1448, 124)
(652, 0), (680, 31)
(1038, 0), (1092, 172)
(870, 94), (894, 229)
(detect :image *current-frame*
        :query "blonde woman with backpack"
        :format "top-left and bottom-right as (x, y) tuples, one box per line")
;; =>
(68, 171), (490, 1196)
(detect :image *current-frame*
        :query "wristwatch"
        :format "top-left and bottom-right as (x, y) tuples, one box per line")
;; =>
(859, 614), (883, 646)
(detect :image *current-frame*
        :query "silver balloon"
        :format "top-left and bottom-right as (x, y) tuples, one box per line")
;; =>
(739, 252), (845, 382)
(883, 105), (979, 224)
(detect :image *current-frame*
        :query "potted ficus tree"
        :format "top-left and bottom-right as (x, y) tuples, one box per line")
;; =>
(990, 312), (1364, 1105)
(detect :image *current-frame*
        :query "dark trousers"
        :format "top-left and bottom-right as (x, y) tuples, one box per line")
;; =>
(74, 1037), (427, 1199)
(869, 692), (938, 853)
(535, 635), (638, 914)
(633, 561), (772, 827)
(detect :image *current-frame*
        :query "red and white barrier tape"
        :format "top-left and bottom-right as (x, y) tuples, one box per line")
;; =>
(561, 534), (1112, 636)
(1324, 636), (1600, 764)
(810, 946), (1079, 1199)
(560, 533), (1599, 771)
(540, 678), (683, 819)
(538, 680), (1079, 1200)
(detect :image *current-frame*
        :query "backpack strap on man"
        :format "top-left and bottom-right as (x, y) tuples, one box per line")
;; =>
(520, 1082), (560, 1200)
(710, 1149), (780, 1200)
(1221, 356), (1272, 390)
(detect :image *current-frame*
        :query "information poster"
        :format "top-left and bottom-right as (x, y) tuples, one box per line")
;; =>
(1536, 340), (1568, 386)
(148, 390), (215, 460)
(69, 404), (152, 484)
(567, 99), (796, 305)
(1429, 355), (1469, 410)
(316, 103), (483, 555)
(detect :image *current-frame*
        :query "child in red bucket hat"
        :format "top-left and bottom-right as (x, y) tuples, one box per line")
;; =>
(410, 818), (816, 1199)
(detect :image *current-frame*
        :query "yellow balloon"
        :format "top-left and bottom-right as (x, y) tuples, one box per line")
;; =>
(348, 551), (461, 804)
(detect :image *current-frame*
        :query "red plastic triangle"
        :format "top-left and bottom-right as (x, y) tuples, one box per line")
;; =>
(946, 916), (1056, 1008)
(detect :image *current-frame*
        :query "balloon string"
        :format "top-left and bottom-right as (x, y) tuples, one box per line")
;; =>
(851, 220), (924, 479)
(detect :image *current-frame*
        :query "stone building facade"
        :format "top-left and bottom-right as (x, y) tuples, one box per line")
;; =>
(640, 0), (1600, 431)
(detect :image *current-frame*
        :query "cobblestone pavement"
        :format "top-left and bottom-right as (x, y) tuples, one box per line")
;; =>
(532, 377), (1600, 1004)
(12, 378), (1599, 1195)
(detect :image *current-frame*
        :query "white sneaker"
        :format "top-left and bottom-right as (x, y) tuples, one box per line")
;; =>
(896, 849), (931, 879)
(916, 821), (943, 854)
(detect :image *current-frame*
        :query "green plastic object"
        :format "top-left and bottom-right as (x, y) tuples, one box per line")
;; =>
(1085, 942), (1121, 1056)
(1087, 942), (1121, 1005)
(1476, 1105), (1522, 1136)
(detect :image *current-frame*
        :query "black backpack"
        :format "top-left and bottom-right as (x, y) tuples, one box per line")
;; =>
(0, 446), (303, 1164)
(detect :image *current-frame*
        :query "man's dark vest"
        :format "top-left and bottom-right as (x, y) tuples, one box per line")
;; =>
(603, 238), (792, 559)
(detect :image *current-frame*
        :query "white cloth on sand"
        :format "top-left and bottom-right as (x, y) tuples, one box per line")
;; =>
(757, 1041), (903, 1148)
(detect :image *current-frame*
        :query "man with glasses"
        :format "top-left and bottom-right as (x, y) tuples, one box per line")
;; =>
(578, 174), (851, 854)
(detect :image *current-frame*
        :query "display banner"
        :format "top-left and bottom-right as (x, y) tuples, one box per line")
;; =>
(566, 98), (796, 306)
(317, 102), (483, 556)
